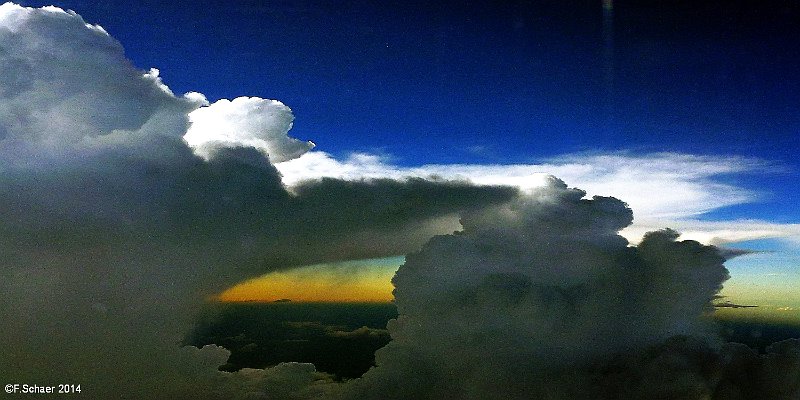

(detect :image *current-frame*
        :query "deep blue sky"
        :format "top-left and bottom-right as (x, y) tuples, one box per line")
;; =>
(18, 0), (800, 219)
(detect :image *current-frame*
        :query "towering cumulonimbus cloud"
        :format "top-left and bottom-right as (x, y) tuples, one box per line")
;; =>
(0, 3), (515, 398)
(0, 4), (202, 161)
(338, 179), (800, 400)
(340, 178), (729, 399)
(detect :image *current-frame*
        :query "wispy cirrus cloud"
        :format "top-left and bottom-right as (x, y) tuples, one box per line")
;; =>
(276, 150), (798, 245)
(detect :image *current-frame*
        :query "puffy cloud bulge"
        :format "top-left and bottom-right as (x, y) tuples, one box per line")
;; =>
(342, 180), (800, 400)
(184, 96), (315, 163)
(2, 3), (799, 400)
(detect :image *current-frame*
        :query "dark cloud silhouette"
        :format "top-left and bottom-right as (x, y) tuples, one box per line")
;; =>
(714, 301), (758, 309)
(716, 247), (762, 260)
(584, 336), (800, 400)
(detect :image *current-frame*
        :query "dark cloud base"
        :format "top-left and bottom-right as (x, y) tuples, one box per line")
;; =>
(718, 319), (800, 353)
(187, 303), (396, 379)
(183, 303), (800, 400)
(188, 301), (800, 379)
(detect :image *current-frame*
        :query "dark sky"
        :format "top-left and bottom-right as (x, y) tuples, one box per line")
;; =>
(19, 0), (800, 161)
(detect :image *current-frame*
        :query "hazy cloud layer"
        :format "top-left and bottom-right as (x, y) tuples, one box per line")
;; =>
(276, 151), (800, 245)
(275, 151), (763, 218)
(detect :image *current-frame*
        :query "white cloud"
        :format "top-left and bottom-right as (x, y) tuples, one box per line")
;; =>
(0, 2), (201, 164)
(184, 97), (315, 163)
(5, 0), (786, 248)
(339, 180), (800, 400)
(275, 151), (763, 220)
(624, 218), (800, 246)
(277, 151), (796, 245)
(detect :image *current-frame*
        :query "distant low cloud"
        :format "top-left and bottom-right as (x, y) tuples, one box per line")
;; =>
(714, 301), (758, 308)
(327, 326), (389, 339)
(282, 321), (390, 339)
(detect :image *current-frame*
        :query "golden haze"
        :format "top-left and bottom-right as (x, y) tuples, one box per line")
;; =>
(217, 258), (400, 303)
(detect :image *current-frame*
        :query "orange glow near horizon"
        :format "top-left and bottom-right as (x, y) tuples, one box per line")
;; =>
(217, 257), (402, 303)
